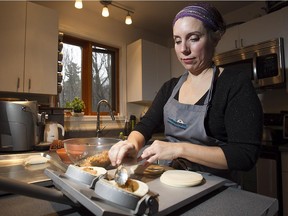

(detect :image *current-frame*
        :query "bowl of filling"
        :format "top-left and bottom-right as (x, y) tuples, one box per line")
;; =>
(63, 137), (121, 168)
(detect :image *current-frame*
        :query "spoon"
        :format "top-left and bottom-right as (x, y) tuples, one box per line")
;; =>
(114, 164), (129, 186)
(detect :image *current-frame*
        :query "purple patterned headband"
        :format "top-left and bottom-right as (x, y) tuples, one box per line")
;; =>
(173, 3), (225, 32)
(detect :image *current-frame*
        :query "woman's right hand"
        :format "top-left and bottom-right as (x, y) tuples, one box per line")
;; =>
(108, 140), (138, 166)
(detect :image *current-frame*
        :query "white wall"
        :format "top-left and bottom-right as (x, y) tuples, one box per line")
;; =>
(35, 1), (168, 120)
(37, 1), (288, 119)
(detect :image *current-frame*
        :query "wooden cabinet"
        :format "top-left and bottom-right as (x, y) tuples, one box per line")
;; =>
(282, 152), (288, 216)
(0, 2), (58, 95)
(127, 39), (171, 104)
(216, 7), (288, 54)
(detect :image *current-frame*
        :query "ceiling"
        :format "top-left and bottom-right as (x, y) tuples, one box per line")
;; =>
(78, 1), (257, 37)
(35, 1), (258, 38)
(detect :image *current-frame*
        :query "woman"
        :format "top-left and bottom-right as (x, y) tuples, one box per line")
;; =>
(109, 3), (263, 182)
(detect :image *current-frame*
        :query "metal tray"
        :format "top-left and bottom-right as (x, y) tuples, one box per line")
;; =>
(0, 152), (67, 193)
(45, 169), (227, 215)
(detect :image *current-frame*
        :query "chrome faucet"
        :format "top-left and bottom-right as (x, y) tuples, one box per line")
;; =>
(96, 99), (115, 137)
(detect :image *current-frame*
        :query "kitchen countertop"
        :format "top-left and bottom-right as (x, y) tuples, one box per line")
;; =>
(0, 150), (279, 215)
(0, 186), (278, 216)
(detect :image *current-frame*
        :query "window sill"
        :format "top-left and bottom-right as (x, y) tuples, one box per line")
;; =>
(64, 115), (125, 132)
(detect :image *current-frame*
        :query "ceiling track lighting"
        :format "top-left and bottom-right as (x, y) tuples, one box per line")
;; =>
(74, 0), (83, 9)
(102, 6), (109, 17)
(125, 12), (132, 25)
(100, 0), (134, 25)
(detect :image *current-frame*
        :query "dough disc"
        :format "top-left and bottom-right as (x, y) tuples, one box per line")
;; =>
(160, 170), (203, 187)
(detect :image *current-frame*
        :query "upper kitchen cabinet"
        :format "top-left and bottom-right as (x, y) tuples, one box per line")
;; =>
(127, 39), (171, 104)
(0, 2), (58, 95)
(216, 7), (288, 54)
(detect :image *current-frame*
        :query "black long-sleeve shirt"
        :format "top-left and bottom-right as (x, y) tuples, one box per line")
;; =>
(134, 68), (263, 173)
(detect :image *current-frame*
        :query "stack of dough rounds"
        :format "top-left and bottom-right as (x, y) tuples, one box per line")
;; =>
(160, 170), (203, 187)
(143, 164), (165, 175)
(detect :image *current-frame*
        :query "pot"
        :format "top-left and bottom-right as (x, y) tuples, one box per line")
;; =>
(44, 122), (65, 143)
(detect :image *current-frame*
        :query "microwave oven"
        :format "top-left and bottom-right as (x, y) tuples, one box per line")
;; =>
(213, 38), (285, 89)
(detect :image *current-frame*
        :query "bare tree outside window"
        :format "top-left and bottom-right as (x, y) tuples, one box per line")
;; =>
(59, 44), (82, 107)
(92, 46), (114, 112)
(58, 35), (118, 115)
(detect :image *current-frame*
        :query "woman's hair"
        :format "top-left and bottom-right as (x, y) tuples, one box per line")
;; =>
(173, 2), (226, 43)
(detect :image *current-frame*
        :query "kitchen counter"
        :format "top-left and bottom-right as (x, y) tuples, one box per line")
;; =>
(0, 151), (278, 215)
(0, 186), (278, 216)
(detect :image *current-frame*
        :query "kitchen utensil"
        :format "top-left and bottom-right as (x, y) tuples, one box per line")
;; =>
(63, 137), (120, 167)
(114, 164), (129, 186)
(94, 178), (151, 210)
(65, 164), (107, 186)
(44, 122), (65, 143)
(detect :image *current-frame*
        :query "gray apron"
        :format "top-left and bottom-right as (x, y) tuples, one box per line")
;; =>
(163, 66), (236, 181)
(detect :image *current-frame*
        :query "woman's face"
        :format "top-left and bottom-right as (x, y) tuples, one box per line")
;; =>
(173, 17), (215, 74)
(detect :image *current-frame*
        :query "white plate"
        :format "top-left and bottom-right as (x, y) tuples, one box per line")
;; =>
(110, 179), (149, 197)
(160, 170), (203, 187)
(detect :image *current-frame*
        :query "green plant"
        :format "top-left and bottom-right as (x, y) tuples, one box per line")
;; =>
(65, 102), (72, 109)
(67, 97), (85, 113)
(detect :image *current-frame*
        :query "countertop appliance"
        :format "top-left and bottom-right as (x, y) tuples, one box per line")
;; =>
(214, 38), (285, 89)
(0, 100), (38, 152)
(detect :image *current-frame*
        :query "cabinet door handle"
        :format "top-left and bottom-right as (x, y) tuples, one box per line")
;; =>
(252, 52), (258, 86)
(16, 77), (20, 90)
(240, 38), (243, 47)
(28, 79), (31, 91)
(234, 40), (238, 49)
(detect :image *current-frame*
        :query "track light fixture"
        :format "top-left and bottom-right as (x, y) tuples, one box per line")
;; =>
(74, 0), (83, 9)
(100, 0), (134, 25)
(125, 12), (132, 25)
(102, 6), (110, 17)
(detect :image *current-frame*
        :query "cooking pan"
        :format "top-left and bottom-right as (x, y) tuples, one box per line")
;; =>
(0, 166), (159, 216)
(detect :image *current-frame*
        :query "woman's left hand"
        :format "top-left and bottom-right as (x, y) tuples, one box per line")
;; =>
(139, 140), (180, 164)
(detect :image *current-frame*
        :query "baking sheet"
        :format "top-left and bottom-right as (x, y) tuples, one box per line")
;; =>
(0, 152), (67, 192)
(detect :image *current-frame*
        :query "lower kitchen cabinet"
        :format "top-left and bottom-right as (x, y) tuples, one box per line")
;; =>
(282, 152), (288, 216)
(0, 2), (58, 95)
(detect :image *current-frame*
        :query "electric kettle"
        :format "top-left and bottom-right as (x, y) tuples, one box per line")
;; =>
(44, 122), (65, 143)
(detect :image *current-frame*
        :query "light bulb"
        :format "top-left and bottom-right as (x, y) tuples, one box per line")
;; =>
(102, 6), (109, 17)
(75, 0), (83, 9)
(125, 13), (132, 25)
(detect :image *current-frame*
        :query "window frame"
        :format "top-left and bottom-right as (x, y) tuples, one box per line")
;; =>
(63, 35), (119, 116)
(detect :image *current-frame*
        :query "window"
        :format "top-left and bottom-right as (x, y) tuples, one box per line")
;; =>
(59, 35), (119, 115)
